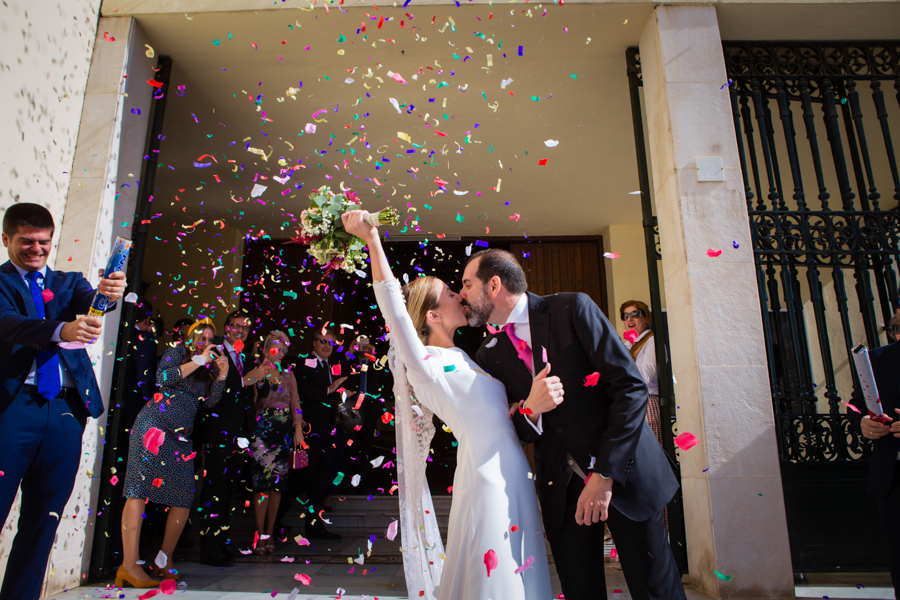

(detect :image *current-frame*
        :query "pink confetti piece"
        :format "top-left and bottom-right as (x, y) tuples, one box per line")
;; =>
(514, 555), (535, 574)
(138, 591), (159, 600)
(281, 556), (295, 562)
(841, 401), (861, 414)
(41, 289), (53, 303)
(387, 519), (399, 541)
(331, 364), (342, 376)
(387, 71), (407, 84)
(486, 324), (501, 335)
(603, 252), (620, 259)
(160, 579), (177, 595)
(305, 358), (318, 368)
(584, 372), (600, 387)
(484, 549), (498, 577)
(542, 347), (548, 363)
(674, 432), (700, 451)
(707, 248), (723, 257)
(610, 547), (618, 559)
(143, 427), (165, 455)
(623, 329), (639, 344)
(58, 342), (85, 350)
(295, 573), (312, 586)
(110, 475), (119, 486)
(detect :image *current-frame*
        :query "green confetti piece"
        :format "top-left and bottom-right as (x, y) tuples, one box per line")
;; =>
(714, 570), (732, 582)
(213, 39), (220, 46)
(456, 214), (465, 222)
(443, 365), (456, 372)
(424, 204), (432, 210)
(531, 96), (541, 101)
(337, 35), (346, 42)
(288, 328), (295, 337)
(283, 290), (298, 299)
(453, 53), (460, 60)
(437, 82), (449, 89)
(324, 75), (330, 81)
(227, 32), (232, 40)
(333, 472), (345, 486)
(571, 73), (578, 79)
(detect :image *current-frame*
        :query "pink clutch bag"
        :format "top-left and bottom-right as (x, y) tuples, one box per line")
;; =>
(292, 449), (309, 469)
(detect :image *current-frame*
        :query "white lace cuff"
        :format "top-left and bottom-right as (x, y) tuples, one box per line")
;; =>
(373, 278), (402, 293)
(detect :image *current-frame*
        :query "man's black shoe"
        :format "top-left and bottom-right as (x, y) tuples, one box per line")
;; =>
(200, 552), (235, 567)
(221, 543), (242, 559)
(305, 526), (342, 541)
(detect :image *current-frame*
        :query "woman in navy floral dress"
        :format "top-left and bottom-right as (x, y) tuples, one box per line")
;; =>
(249, 330), (305, 554)
(117, 320), (228, 588)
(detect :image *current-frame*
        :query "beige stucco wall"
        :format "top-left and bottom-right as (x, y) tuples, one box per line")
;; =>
(603, 222), (668, 336)
(0, 0), (102, 264)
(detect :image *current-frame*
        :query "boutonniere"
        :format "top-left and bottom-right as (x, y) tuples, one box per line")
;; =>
(42, 289), (54, 303)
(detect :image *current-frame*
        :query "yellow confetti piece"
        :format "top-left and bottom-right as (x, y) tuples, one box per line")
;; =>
(487, 54), (493, 67)
(144, 44), (155, 58)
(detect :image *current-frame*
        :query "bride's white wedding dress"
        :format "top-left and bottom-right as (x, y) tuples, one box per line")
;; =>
(374, 278), (551, 600)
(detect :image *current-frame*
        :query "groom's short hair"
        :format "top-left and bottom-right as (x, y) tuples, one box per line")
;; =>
(467, 249), (528, 295)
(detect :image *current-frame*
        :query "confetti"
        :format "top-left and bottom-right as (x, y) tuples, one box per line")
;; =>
(603, 252), (621, 259)
(674, 432), (700, 451)
(124, 292), (138, 303)
(143, 427), (165, 455)
(544, 140), (559, 147)
(387, 519), (399, 541)
(295, 573), (313, 586)
(584, 372), (600, 387)
(484, 549), (498, 576)
(514, 555), (535, 574)
(623, 329), (639, 344)
(707, 248), (723, 257)
(714, 570), (732, 581)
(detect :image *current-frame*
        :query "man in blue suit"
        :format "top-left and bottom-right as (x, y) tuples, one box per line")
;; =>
(850, 315), (900, 599)
(0, 203), (127, 600)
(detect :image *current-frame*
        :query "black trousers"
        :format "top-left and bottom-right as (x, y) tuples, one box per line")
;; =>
(198, 440), (250, 552)
(276, 424), (335, 529)
(876, 466), (900, 598)
(549, 476), (686, 600)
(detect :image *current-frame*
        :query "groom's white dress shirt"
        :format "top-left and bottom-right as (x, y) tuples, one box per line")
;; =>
(505, 293), (590, 483)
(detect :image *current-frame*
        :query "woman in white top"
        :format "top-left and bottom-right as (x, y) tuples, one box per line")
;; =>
(620, 301), (661, 442)
(341, 210), (554, 600)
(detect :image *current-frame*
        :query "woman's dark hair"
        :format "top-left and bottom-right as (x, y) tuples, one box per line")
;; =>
(466, 249), (528, 295)
(2, 203), (55, 236)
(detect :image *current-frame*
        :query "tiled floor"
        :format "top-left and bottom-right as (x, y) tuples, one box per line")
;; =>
(46, 562), (897, 599)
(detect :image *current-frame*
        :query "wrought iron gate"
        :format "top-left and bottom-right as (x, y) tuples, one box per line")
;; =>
(724, 41), (900, 571)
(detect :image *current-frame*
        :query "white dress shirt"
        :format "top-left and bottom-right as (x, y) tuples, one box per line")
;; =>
(223, 340), (243, 376)
(503, 294), (591, 482)
(314, 351), (334, 384)
(625, 329), (659, 395)
(12, 263), (75, 388)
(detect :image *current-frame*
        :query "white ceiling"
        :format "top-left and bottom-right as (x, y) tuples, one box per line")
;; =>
(134, 3), (653, 239)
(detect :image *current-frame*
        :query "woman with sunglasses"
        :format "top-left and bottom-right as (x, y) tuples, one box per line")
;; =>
(248, 330), (304, 554)
(619, 301), (663, 445)
(117, 318), (228, 587)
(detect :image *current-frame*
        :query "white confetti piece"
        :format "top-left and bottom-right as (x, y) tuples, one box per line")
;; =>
(629, 190), (641, 195)
(236, 437), (250, 449)
(544, 139), (559, 147)
(389, 97), (402, 113)
(500, 78), (513, 89)
(124, 292), (138, 303)
(155, 550), (168, 569)
(370, 455), (385, 468)
(304, 123), (317, 134)
(387, 520), (399, 541)
(344, 77), (355, 84)
(251, 184), (267, 198)
(351, 473), (362, 487)
(453, 190), (469, 195)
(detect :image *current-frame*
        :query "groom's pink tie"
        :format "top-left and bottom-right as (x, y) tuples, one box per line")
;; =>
(503, 324), (533, 372)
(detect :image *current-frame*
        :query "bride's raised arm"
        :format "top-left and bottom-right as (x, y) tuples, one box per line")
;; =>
(341, 210), (438, 387)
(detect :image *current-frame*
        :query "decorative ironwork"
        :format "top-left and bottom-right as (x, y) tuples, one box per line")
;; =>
(727, 40), (900, 472)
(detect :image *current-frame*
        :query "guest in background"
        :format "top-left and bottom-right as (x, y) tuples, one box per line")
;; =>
(0, 203), (126, 600)
(345, 335), (381, 490)
(170, 318), (193, 347)
(274, 326), (346, 540)
(197, 309), (270, 566)
(849, 326), (900, 598)
(122, 300), (158, 432)
(249, 331), (303, 554)
(620, 301), (663, 446)
(118, 319), (228, 588)
(885, 314), (900, 344)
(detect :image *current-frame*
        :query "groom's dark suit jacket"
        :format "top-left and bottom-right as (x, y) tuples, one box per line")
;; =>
(475, 292), (679, 540)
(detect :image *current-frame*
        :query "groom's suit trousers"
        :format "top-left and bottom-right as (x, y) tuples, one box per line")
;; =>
(551, 476), (686, 600)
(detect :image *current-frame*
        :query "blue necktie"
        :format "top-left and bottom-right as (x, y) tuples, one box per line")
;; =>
(25, 271), (62, 401)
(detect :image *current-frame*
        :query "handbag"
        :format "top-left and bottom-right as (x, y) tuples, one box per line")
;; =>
(291, 448), (309, 469)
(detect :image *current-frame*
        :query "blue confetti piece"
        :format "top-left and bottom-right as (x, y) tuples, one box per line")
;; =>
(518, 45), (523, 56)
(475, 240), (489, 247)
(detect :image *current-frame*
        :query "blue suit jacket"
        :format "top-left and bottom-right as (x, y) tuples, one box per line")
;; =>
(849, 340), (900, 498)
(0, 260), (106, 419)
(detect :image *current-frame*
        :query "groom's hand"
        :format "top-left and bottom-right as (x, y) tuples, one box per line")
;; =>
(523, 363), (564, 422)
(576, 474), (613, 526)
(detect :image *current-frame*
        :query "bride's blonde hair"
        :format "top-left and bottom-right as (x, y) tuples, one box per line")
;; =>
(402, 276), (441, 345)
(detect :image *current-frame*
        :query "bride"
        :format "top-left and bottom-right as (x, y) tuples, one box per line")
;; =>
(342, 210), (556, 600)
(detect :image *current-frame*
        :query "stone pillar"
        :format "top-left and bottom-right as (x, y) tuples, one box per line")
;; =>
(639, 7), (794, 599)
(11, 16), (154, 595)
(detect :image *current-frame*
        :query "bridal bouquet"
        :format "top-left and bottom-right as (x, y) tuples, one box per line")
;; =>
(288, 186), (399, 274)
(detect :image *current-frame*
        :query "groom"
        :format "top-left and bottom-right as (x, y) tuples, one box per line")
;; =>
(461, 249), (684, 600)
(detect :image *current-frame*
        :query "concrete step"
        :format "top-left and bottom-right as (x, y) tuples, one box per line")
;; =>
(324, 494), (452, 535)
